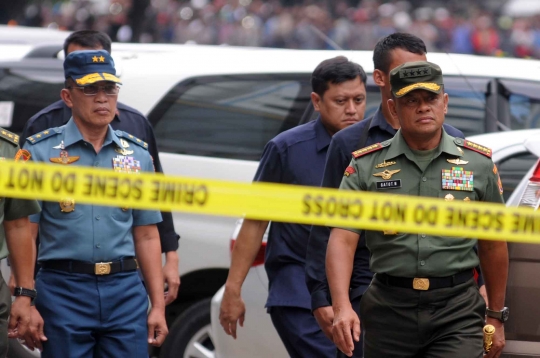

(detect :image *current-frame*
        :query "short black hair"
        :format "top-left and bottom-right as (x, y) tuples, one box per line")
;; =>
(311, 56), (367, 98)
(373, 33), (427, 74)
(63, 30), (112, 56)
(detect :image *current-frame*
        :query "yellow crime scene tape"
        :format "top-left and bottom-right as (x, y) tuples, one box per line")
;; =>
(0, 159), (539, 243)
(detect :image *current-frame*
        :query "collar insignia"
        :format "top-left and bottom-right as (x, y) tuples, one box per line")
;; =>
(373, 169), (401, 180)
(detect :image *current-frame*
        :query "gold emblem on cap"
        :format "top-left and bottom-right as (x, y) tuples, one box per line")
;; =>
(447, 158), (469, 165)
(444, 194), (454, 201)
(375, 161), (396, 168)
(396, 83), (441, 97)
(373, 169), (401, 180)
(60, 198), (75, 213)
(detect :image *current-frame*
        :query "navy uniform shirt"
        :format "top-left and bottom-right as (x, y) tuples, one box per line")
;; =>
(255, 117), (331, 309)
(305, 106), (465, 310)
(24, 119), (162, 262)
(22, 100), (179, 252)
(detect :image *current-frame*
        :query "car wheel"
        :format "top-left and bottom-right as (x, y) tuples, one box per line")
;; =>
(159, 298), (215, 358)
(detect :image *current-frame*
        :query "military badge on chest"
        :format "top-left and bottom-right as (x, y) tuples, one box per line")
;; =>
(112, 155), (141, 173)
(50, 141), (80, 164)
(442, 167), (473, 191)
(373, 165), (402, 189)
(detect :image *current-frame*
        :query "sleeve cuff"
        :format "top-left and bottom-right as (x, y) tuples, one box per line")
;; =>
(311, 290), (331, 312)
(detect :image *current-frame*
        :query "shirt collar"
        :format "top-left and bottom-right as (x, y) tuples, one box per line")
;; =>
(63, 118), (123, 149)
(369, 105), (396, 135)
(314, 116), (332, 152)
(384, 127), (459, 161)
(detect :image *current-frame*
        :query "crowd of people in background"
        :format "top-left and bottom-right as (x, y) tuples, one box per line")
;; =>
(11, 0), (540, 59)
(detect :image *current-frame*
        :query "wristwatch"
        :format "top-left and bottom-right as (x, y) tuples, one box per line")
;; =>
(486, 307), (509, 323)
(13, 287), (37, 305)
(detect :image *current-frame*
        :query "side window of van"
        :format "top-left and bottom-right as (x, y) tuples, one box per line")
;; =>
(148, 75), (312, 161)
(500, 79), (540, 131)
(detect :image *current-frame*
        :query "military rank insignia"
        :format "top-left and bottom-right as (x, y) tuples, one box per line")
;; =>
(113, 155), (141, 173)
(344, 166), (356, 177)
(442, 167), (473, 191)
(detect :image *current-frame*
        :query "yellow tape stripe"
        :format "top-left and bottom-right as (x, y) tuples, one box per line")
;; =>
(0, 160), (538, 243)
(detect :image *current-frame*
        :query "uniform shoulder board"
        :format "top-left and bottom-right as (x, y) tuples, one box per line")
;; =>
(352, 141), (389, 159)
(25, 128), (61, 145)
(455, 138), (492, 158)
(116, 130), (149, 150)
(0, 128), (20, 146)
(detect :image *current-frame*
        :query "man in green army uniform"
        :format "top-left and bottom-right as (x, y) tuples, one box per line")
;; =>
(326, 61), (508, 358)
(0, 130), (42, 356)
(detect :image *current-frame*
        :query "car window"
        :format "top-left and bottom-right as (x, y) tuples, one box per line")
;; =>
(0, 67), (63, 134)
(148, 75), (311, 161)
(500, 79), (540, 131)
(495, 151), (538, 201)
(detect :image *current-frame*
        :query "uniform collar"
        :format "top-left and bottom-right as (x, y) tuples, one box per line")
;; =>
(63, 118), (123, 149)
(384, 127), (460, 161)
(314, 116), (332, 152)
(369, 105), (396, 135)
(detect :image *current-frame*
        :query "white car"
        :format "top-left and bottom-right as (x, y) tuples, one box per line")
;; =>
(210, 129), (540, 358)
(2, 44), (540, 358)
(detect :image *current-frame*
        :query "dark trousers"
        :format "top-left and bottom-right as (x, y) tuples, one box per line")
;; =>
(0, 277), (10, 358)
(336, 295), (363, 358)
(35, 269), (148, 358)
(269, 306), (335, 358)
(360, 276), (485, 358)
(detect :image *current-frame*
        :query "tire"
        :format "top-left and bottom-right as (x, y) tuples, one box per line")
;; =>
(159, 298), (215, 358)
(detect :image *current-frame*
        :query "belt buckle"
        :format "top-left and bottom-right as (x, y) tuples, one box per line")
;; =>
(94, 262), (112, 275)
(413, 278), (430, 290)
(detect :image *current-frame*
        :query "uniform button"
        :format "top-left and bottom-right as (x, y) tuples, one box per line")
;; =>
(421, 234), (426, 238)
(95, 244), (101, 248)
(96, 215), (100, 220)
(420, 260), (426, 266)
(422, 177), (427, 182)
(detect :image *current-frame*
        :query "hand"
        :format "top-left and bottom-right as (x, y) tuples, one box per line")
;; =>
(19, 306), (47, 351)
(332, 305), (360, 358)
(313, 306), (334, 341)
(479, 285), (489, 306)
(484, 318), (505, 358)
(219, 288), (245, 339)
(147, 307), (168, 347)
(8, 273), (15, 295)
(7, 296), (31, 339)
(163, 251), (180, 305)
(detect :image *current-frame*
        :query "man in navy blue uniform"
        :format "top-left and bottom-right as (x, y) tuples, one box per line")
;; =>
(23, 50), (168, 357)
(219, 56), (367, 357)
(19, 30), (180, 305)
(305, 33), (470, 358)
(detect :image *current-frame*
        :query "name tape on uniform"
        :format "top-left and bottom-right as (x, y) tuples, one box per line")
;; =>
(0, 159), (539, 243)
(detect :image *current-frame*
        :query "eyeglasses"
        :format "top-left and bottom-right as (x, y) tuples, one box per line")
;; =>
(67, 84), (120, 96)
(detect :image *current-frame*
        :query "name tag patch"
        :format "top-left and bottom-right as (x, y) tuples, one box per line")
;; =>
(376, 179), (401, 189)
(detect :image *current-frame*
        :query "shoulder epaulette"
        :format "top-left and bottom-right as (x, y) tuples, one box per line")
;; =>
(0, 128), (20, 146)
(455, 138), (492, 158)
(116, 130), (148, 149)
(352, 141), (389, 159)
(26, 128), (61, 145)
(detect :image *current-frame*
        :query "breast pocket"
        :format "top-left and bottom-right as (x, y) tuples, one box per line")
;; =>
(44, 200), (84, 220)
(111, 208), (132, 222)
(438, 191), (477, 202)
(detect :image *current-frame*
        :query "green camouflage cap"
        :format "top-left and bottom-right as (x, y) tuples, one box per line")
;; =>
(390, 61), (443, 98)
